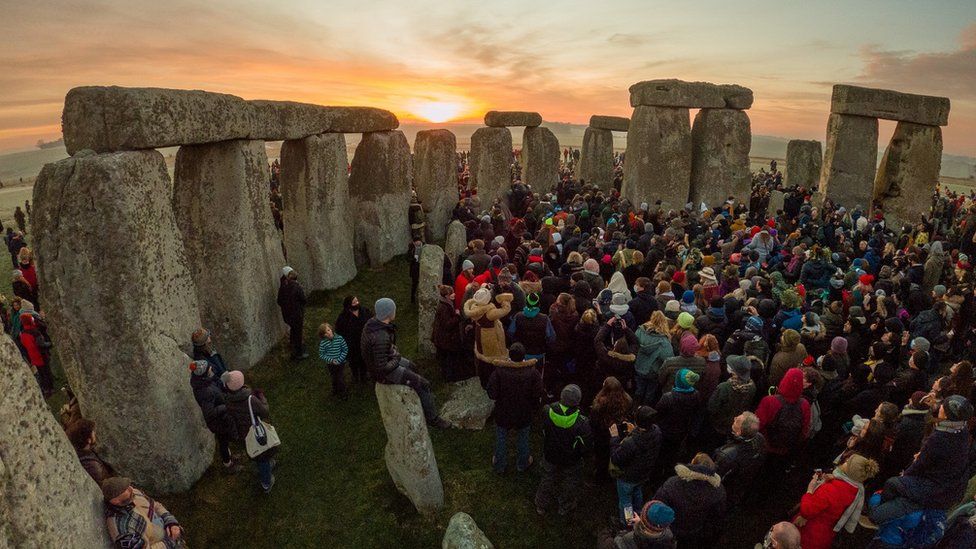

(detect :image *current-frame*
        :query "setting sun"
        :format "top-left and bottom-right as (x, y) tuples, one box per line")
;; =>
(408, 100), (465, 123)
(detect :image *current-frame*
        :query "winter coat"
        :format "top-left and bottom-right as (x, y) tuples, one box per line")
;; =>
(464, 294), (513, 363)
(886, 408), (929, 476)
(486, 357), (543, 429)
(190, 373), (233, 437)
(610, 425), (662, 484)
(694, 309), (728, 342)
(595, 324), (637, 381)
(713, 433), (765, 503)
(76, 448), (115, 485)
(910, 308), (945, 346)
(454, 272), (475, 309)
(105, 488), (181, 549)
(360, 318), (402, 380)
(634, 329), (674, 377)
(510, 310), (554, 356)
(655, 390), (701, 441)
(611, 527), (677, 549)
(707, 378), (756, 435)
(658, 355), (706, 391)
(898, 421), (971, 508)
(628, 291), (659, 326)
(276, 277), (307, 326)
(756, 368), (811, 455)
(432, 297), (464, 352)
(548, 304), (579, 355)
(18, 314), (49, 367)
(796, 477), (860, 549)
(541, 403), (593, 466)
(193, 347), (228, 378)
(653, 463), (727, 542)
(335, 303), (371, 362)
(224, 387), (271, 446)
(769, 343), (808, 388)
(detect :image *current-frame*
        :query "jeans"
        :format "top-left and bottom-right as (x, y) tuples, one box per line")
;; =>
(633, 374), (658, 406)
(616, 479), (644, 522)
(256, 457), (273, 488)
(869, 477), (923, 525)
(216, 433), (232, 464)
(494, 425), (531, 472)
(327, 361), (347, 396)
(389, 362), (438, 422)
(287, 320), (304, 357)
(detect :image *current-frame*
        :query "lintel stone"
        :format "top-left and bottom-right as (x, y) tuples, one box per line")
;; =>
(484, 111), (542, 127)
(589, 115), (630, 132)
(830, 84), (949, 126)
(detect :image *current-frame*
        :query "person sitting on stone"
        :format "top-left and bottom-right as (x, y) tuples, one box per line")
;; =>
(65, 418), (116, 484)
(277, 266), (308, 361)
(189, 359), (240, 473)
(191, 327), (227, 378)
(102, 477), (184, 548)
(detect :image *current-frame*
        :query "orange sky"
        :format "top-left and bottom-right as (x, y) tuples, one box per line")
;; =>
(1, 1), (974, 156)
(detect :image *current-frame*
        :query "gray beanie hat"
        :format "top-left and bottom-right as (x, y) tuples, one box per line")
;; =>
(375, 298), (396, 321)
(560, 384), (582, 408)
(726, 355), (751, 378)
(943, 395), (973, 422)
(461, 259), (474, 271)
(911, 337), (930, 353)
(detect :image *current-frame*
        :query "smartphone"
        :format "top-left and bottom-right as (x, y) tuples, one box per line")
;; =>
(624, 505), (634, 522)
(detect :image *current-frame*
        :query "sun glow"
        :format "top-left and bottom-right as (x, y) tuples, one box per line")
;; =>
(407, 100), (466, 123)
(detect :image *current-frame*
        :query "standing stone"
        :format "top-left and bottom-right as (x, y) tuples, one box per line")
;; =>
(439, 378), (495, 429)
(521, 126), (560, 189)
(769, 190), (786, 213)
(414, 130), (457, 241)
(874, 122), (943, 227)
(280, 133), (356, 291)
(349, 130), (412, 268)
(375, 383), (444, 515)
(173, 140), (286, 369)
(469, 127), (512, 206)
(623, 105), (692, 210)
(689, 108), (752, 207)
(418, 244), (445, 355)
(33, 150), (213, 493)
(443, 512), (494, 549)
(0, 337), (108, 548)
(820, 113), (878, 211)
(444, 220), (468, 277)
(577, 127), (614, 189)
(785, 140), (823, 189)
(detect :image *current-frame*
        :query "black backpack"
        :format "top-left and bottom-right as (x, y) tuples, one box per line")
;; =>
(766, 395), (804, 451)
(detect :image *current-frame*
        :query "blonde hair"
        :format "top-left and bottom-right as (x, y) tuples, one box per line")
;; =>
(567, 251), (583, 264)
(580, 308), (598, 325)
(317, 322), (334, 338)
(643, 310), (670, 334)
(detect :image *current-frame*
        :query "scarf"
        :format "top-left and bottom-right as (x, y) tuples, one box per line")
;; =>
(830, 466), (865, 533)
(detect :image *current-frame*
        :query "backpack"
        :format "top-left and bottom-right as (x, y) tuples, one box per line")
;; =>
(766, 395), (804, 451)
(743, 336), (770, 366)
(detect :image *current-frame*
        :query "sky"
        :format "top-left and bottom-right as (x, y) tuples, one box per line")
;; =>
(2, 0), (975, 155)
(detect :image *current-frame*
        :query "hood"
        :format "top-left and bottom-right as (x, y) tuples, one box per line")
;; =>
(777, 368), (804, 402)
(363, 317), (394, 335)
(730, 378), (754, 394)
(548, 403), (580, 429)
(674, 463), (721, 487)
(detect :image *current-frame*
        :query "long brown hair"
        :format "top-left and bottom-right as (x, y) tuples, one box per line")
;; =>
(591, 376), (633, 425)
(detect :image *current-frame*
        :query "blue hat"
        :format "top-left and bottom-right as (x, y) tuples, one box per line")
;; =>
(682, 290), (695, 304)
(375, 298), (396, 321)
(746, 315), (764, 331)
(643, 500), (675, 528)
(673, 368), (700, 393)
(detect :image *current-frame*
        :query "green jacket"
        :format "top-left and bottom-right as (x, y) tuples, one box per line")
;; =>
(635, 329), (674, 377)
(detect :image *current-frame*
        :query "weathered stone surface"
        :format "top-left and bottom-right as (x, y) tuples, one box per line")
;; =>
(440, 378), (495, 430)
(820, 113), (878, 210)
(414, 130), (458, 241)
(349, 131), (412, 268)
(831, 84), (950, 126)
(623, 105), (692, 210)
(280, 134), (356, 291)
(418, 244), (445, 355)
(576, 127), (615, 189)
(33, 150), (213, 492)
(689, 108), (752, 207)
(0, 337), (109, 548)
(629, 79), (753, 109)
(785, 140), (823, 189)
(61, 86), (399, 154)
(521, 126), (560, 188)
(173, 140), (286, 369)
(375, 383), (443, 515)
(874, 122), (943, 227)
(444, 220), (468, 277)
(469, 127), (513, 206)
(769, 190), (786, 213)
(589, 115), (630, 132)
(484, 111), (542, 127)
(443, 512), (494, 549)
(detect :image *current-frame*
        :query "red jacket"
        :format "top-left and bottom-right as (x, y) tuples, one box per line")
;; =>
(756, 367), (811, 454)
(454, 272), (474, 310)
(19, 314), (47, 367)
(795, 478), (858, 549)
(19, 262), (38, 291)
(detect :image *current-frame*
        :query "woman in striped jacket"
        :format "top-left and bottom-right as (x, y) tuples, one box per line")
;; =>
(318, 323), (349, 400)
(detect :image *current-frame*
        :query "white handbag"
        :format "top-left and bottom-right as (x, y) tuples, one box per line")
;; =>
(245, 395), (281, 458)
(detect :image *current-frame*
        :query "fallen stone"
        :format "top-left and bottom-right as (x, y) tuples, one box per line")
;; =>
(589, 115), (630, 132)
(0, 337), (109, 548)
(414, 130), (458, 241)
(349, 131), (412, 268)
(689, 108), (752, 207)
(484, 111), (542, 127)
(831, 84), (949, 126)
(874, 122), (943, 228)
(440, 377), (495, 430)
(32, 150), (213, 492)
(375, 383), (444, 515)
(576, 127), (615, 190)
(173, 140), (286, 369)
(785, 140), (823, 189)
(623, 105), (692, 210)
(418, 244), (445, 355)
(444, 220), (468, 277)
(630, 79), (753, 109)
(279, 133), (357, 291)
(469, 127), (513, 207)
(769, 190), (786, 213)
(820, 113), (878, 210)
(443, 512), (495, 549)
(249, 100), (398, 139)
(521, 126), (560, 189)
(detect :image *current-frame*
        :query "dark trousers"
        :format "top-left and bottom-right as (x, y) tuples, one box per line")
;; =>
(387, 362), (439, 422)
(34, 363), (54, 395)
(349, 355), (368, 383)
(287, 320), (304, 357)
(216, 433), (232, 463)
(535, 459), (583, 514)
(328, 361), (348, 396)
(436, 348), (465, 382)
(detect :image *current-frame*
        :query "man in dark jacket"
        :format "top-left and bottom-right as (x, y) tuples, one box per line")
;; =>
(628, 277), (659, 326)
(277, 266), (308, 360)
(487, 343), (544, 473)
(189, 359), (240, 472)
(610, 406), (662, 522)
(536, 384), (592, 516)
(361, 297), (449, 428)
(712, 411), (765, 507)
(653, 453), (727, 547)
(66, 419), (116, 484)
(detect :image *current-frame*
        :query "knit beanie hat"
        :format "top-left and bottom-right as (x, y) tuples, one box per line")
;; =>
(189, 360), (210, 377)
(642, 500), (675, 529)
(677, 312), (695, 329)
(781, 329), (800, 349)
(191, 328), (210, 346)
(831, 336), (848, 354)
(224, 370), (245, 391)
(746, 315), (764, 331)
(672, 271), (686, 284)
(281, 266), (295, 278)
(910, 337), (930, 353)
(560, 384), (582, 408)
(933, 284), (947, 297)
(101, 477), (132, 501)
(727, 355), (751, 378)
(843, 454), (880, 484)
(375, 297), (396, 320)
(473, 288), (491, 305)
(610, 292), (629, 316)
(461, 259), (475, 271)
(781, 289), (801, 310)
(673, 368), (700, 393)
(943, 395), (974, 422)
(681, 290), (695, 304)
(908, 391), (929, 410)
(665, 300), (681, 313)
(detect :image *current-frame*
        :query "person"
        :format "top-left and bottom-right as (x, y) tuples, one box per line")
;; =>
(535, 384), (592, 516)
(19, 311), (53, 396)
(658, 332), (706, 392)
(102, 477), (185, 548)
(11, 268), (35, 305)
(634, 311), (674, 406)
(793, 454), (880, 549)
(223, 370), (278, 492)
(13, 206), (25, 234)
(189, 359), (240, 473)
(487, 342), (544, 473)
(432, 285), (466, 382)
(335, 296), (371, 384)
(464, 287), (513, 388)
(610, 406), (662, 523)
(191, 327), (227, 378)
(408, 237), (423, 303)
(66, 418), (116, 484)
(598, 500), (677, 549)
(756, 522), (801, 549)
(707, 355), (756, 441)
(591, 377), (634, 483)
(628, 277), (659, 327)
(508, 291), (555, 372)
(712, 411), (765, 507)
(318, 323), (349, 399)
(653, 452), (727, 548)
(362, 297), (450, 428)
(756, 368), (810, 463)
(277, 266), (308, 360)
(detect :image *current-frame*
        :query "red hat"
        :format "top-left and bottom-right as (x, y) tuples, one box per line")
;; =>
(672, 271), (686, 283)
(803, 355), (815, 367)
(750, 226), (762, 237)
(767, 218), (776, 228)
(796, 284), (806, 298)
(859, 274), (875, 286)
